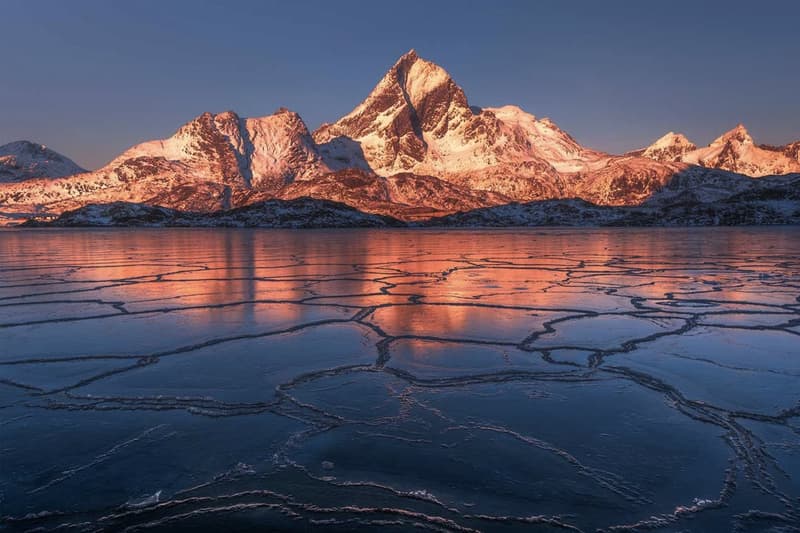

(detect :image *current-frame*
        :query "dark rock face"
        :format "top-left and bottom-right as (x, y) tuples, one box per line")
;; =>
(703, 140), (742, 173)
(761, 141), (800, 163)
(23, 198), (403, 228)
(425, 199), (800, 227)
(784, 142), (800, 162)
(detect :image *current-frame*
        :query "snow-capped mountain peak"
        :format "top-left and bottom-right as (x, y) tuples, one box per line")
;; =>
(107, 107), (328, 190)
(312, 50), (606, 195)
(710, 124), (753, 147)
(392, 49), (470, 118)
(244, 107), (330, 187)
(678, 124), (800, 176)
(484, 105), (602, 172)
(313, 49), (476, 174)
(0, 108), (331, 219)
(639, 132), (697, 162)
(637, 124), (800, 177)
(0, 140), (85, 182)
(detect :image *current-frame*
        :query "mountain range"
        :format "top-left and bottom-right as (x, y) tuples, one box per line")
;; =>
(2, 50), (799, 226)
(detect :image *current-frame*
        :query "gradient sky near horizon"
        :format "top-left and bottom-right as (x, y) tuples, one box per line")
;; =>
(3, 0), (799, 170)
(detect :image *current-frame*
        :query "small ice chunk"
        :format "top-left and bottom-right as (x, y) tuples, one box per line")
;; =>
(125, 490), (162, 509)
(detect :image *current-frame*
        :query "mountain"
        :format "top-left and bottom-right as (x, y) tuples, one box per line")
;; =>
(313, 49), (604, 200)
(634, 132), (697, 162)
(0, 108), (329, 220)
(0, 141), (85, 182)
(313, 51), (605, 176)
(2, 49), (799, 226)
(638, 125), (800, 176)
(307, 50), (736, 207)
(108, 108), (329, 190)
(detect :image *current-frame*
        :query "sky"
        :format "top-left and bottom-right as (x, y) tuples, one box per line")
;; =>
(2, 0), (799, 170)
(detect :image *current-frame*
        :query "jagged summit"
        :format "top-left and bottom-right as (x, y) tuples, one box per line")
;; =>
(637, 124), (800, 176)
(641, 126), (800, 179)
(313, 50), (604, 191)
(390, 49), (470, 120)
(391, 49), (422, 76)
(313, 49), (475, 174)
(107, 107), (328, 190)
(652, 131), (694, 147)
(0, 108), (331, 217)
(0, 140), (85, 182)
(639, 132), (697, 162)
(711, 124), (753, 146)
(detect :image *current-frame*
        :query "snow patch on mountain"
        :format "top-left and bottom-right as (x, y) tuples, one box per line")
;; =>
(484, 105), (606, 172)
(0, 141), (85, 182)
(638, 132), (697, 162)
(22, 198), (401, 228)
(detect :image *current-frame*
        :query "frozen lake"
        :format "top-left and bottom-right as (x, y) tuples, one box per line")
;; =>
(1, 228), (799, 531)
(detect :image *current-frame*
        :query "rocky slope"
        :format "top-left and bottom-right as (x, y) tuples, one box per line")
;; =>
(275, 168), (511, 220)
(0, 141), (85, 183)
(29, 173), (799, 228)
(426, 173), (800, 227)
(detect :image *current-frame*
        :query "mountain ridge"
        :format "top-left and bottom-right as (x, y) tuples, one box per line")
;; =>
(2, 49), (799, 226)
(636, 124), (800, 176)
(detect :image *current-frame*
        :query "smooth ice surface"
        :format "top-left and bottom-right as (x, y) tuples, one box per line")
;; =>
(1, 227), (799, 532)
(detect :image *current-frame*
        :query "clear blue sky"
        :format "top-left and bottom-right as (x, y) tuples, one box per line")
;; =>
(3, 0), (799, 169)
